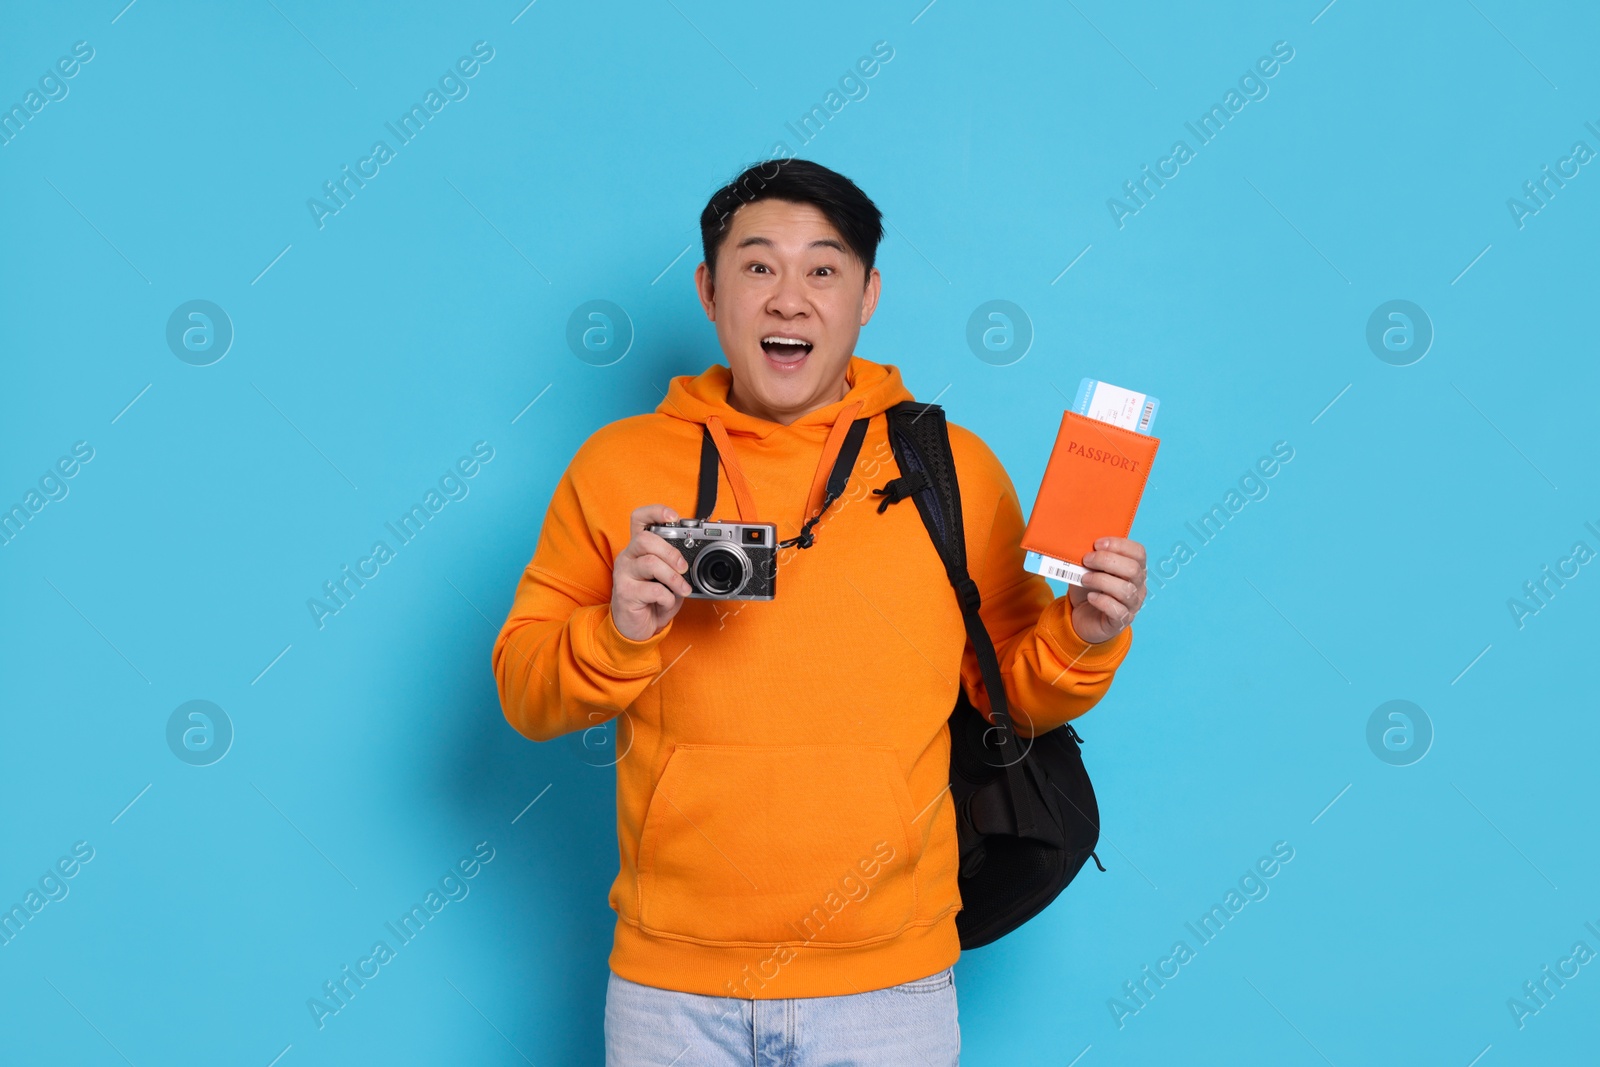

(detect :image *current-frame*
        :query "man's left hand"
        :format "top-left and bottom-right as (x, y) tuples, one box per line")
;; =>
(1067, 537), (1147, 644)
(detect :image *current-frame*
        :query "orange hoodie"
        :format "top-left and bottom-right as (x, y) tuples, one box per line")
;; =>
(492, 356), (1132, 999)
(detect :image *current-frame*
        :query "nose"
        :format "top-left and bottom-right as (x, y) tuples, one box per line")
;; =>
(765, 270), (809, 318)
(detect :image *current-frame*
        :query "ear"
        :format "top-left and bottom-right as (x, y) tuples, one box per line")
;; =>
(694, 261), (717, 322)
(858, 267), (882, 327)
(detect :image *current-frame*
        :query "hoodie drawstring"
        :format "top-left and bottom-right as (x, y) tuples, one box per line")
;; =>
(803, 401), (864, 520)
(703, 416), (759, 522)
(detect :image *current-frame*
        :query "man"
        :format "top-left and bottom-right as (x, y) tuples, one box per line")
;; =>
(493, 159), (1146, 1065)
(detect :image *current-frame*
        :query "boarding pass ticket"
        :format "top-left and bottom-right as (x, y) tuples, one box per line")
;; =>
(1025, 377), (1160, 586)
(1072, 377), (1160, 435)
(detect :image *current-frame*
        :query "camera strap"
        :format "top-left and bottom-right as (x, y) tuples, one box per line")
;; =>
(694, 416), (872, 550)
(694, 426), (722, 520)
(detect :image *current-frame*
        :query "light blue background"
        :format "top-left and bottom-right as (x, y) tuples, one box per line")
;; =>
(3, 1), (1596, 1063)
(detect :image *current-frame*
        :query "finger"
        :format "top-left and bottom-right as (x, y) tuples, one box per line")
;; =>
(630, 531), (690, 574)
(1079, 569), (1137, 606)
(631, 579), (678, 612)
(1086, 590), (1134, 627)
(627, 553), (693, 599)
(1082, 547), (1145, 583)
(1091, 537), (1146, 564)
(621, 552), (690, 597)
(629, 504), (681, 542)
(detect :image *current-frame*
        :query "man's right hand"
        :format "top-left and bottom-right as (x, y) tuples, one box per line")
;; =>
(610, 505), (694, 642)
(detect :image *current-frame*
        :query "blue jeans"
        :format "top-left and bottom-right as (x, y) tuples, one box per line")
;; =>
(604, 966), (960, 1066)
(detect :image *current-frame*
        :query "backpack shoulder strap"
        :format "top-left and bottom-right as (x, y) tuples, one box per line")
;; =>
(876, 401), (1039, 838)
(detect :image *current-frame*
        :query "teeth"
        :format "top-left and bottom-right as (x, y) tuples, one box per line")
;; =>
(762, 336), (812, 347)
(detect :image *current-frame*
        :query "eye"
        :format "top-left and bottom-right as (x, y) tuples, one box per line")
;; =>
(814, 266), (835, 277)
(747, 262), (771, 274)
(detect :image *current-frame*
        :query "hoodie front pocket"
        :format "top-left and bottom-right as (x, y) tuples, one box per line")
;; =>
(637, 744), (921, 947)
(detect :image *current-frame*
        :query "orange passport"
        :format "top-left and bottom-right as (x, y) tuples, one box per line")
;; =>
(1021, 410), (1161, 567)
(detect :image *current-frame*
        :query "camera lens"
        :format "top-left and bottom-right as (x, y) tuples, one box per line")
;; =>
(692, 544), (749, 597)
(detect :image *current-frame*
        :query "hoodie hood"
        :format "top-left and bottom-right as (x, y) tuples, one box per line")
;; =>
(656, 355), (915, 524)
(657, 355), (914, 440)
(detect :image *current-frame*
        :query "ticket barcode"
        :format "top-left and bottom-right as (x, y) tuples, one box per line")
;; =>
(1024, 550), (1089, 587)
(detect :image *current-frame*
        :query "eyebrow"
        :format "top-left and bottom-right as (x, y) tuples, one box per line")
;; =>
(735, 236), (847, 254)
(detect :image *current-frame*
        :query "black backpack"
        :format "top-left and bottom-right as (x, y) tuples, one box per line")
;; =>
(870, 400), (1106, 950)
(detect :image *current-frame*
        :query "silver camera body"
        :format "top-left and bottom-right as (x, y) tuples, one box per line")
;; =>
(646, 518), (777, 601)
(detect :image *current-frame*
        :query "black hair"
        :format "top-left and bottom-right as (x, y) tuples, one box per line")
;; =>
(699, 158), (884, 282)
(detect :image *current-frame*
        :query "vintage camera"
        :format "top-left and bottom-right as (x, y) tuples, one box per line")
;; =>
(646, 518), (777, 601)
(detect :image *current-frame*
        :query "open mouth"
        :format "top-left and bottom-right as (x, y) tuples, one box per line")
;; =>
(760, 335), (813, 368)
